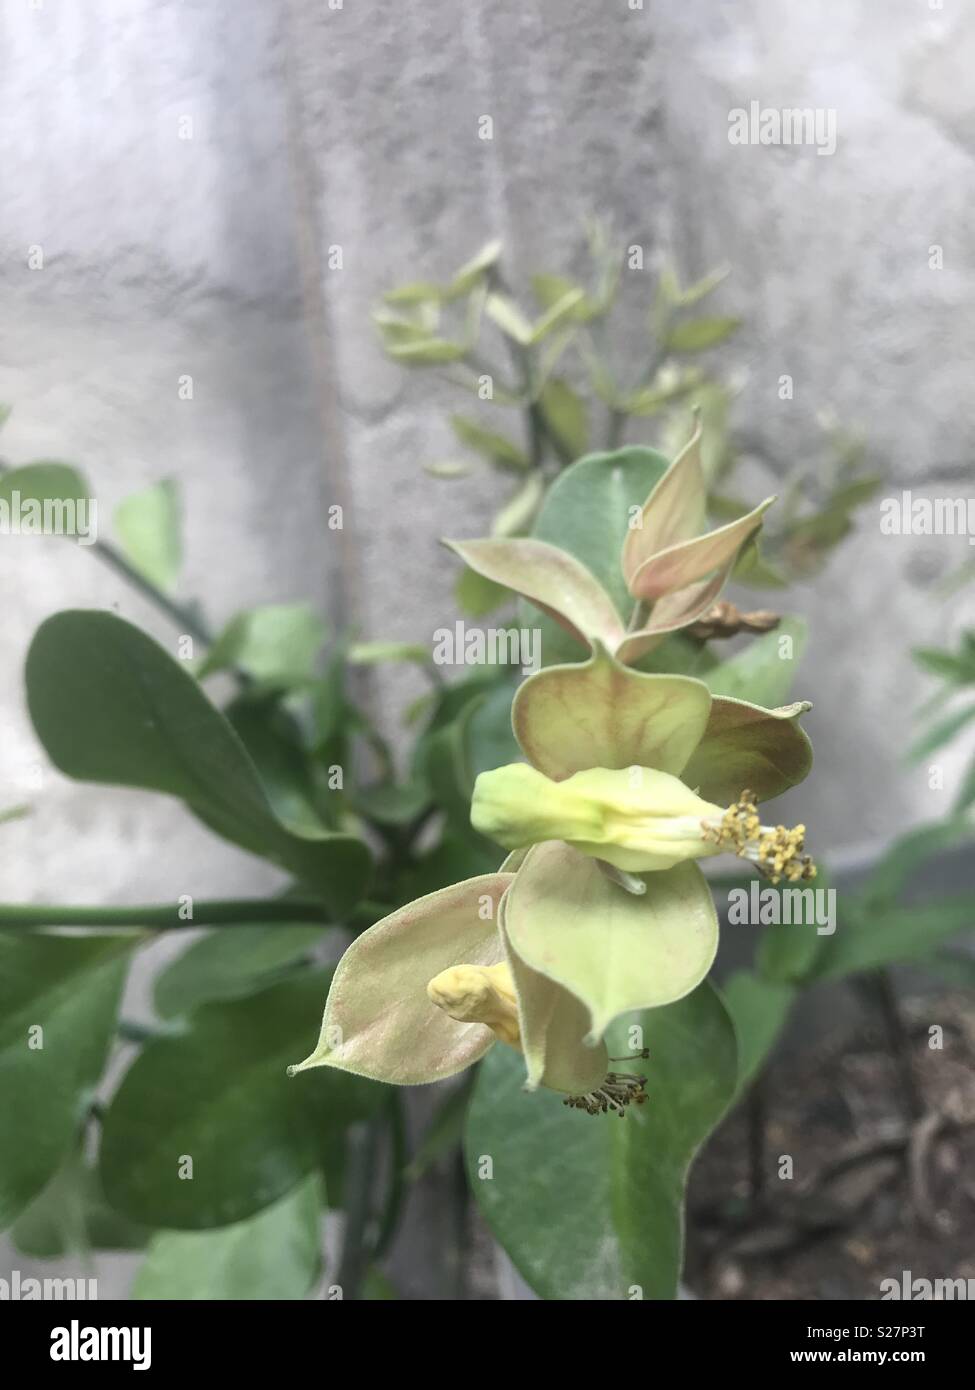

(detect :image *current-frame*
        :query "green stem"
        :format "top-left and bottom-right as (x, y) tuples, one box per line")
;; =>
(0, 459), (214, 647)
(337, 1117), (383, 1299)
(871, 968), (923, 1121)
(0, 898), (333, 929)
(89, 536), (214, 647)
(606, 407), (627, 451)
(373, 1095), (409, 1260)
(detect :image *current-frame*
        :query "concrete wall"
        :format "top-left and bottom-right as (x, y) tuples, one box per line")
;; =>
(1, 0), (973, 1295)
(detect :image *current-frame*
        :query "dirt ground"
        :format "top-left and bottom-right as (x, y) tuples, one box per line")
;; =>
(686, 987), (975, 1300)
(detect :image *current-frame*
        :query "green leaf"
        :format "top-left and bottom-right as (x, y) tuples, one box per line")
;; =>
(721, 971), (795, 1092)
(224, 694), (325, 835)
(352, 778), (430, 827)
(664, 316), (741, 353)
(529, 288), (586, 342)
(857, 818), (975, 911)
(658, 264), (729, 309)
(382, 281), (442, 306)
(812, 898), (974, 980)
(485, 293), (535, 346)
(424, 459), (474, 479)
(26, 611), (370, 918)
(913, 642), (975, 685)
(909, 701), (975, 761)
(0, 460), (91, 512)
(755, 872), (834, 984)
(491, 471), (545, 537)
(100, 972), (381, 1229)
(533, 447), (670, 615)
(132, 1175), (322, 1299)
(538, 378), (589, 463)
(347, 640), (431, 667)
(153, 925), (328, 1018)
(465, 679), (521, 779)
(113, 479), (182, 591)
(361, 1267), (399, 1299)
(455, 564), (510, 617)
(386, 337), (466, 365)
(199, 602), (325, 687)
(0, 932), (136, 1227)
(447, 239), (503, 297)
(465, 981), (737, 1300)
(528, 447), (673, 663)
(704, 616), (807, 707)
(955, 750), (975, 813)
(531, 273), (593, 318)
(450, 415), (528, 470)
(11, 1157), (150, 1257)
(732, 533), (791, 589)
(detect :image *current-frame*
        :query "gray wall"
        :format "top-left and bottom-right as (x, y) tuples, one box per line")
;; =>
(1, 0), (973, 1295)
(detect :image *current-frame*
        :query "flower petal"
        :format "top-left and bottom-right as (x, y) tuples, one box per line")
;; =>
(504, 842), (719, 1041)
(621, 414), (707, 587)
(291, 874), (512, 1085)
(499, 894), (608, 1094)
(680, 697), (813, 806)
(628, 498), (774, 603)
(444, 537), (624, 650)
(513, 641), (711, 779)
(615, 570), (731, 665)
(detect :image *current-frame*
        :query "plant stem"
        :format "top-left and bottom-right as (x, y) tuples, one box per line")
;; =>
(337, 1117), (383, 1299)
(90, 536), (214, 646)
(606, 406), (627, 450)
(372, 1095), (409, 1260)
(0, 898), (333, 929)
(747, 1070), (768, 1204)
(871, 968), (923, 1121)
(0, 459), (214, 647)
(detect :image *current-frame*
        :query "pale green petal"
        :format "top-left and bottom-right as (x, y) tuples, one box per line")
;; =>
(444, 537), (624, 650)
(291, 874), (512, 1085)
(681, 696), (813, 806)
(621, 416), (706, 586)
(513, 641), (711, 779)
(504, 842), (719, 1041)
(472, 763), (723, 872)
(499, 895), (608, 1095)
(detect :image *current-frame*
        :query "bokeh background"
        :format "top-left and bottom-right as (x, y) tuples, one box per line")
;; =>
(1, 0), (973, 1298)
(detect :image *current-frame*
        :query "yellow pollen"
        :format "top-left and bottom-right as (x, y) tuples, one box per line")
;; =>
(426, 961), (521, 1046)
(701, 788), (816, 885)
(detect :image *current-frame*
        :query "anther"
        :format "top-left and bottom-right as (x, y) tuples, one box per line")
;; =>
(702, 789), (816, 886)
(563, 1071), (649, 1117)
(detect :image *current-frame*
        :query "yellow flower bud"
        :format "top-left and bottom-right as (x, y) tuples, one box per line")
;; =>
(471, 762), (726, 873)
(426, 961), (522, 1046)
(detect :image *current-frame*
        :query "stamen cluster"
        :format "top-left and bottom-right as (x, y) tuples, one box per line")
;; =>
(702, 789), (816, 885)
(563, 1071), (649, 1117)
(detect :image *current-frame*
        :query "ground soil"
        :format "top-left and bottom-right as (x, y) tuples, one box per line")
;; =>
(686, 988), (975, 1300)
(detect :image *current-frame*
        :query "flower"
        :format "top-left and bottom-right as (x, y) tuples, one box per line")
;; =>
(472, 766), (814, 883)
(292, 645), (814, 1109)
(289, 870), (620, 1102)
(444, 415), (773, 665)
